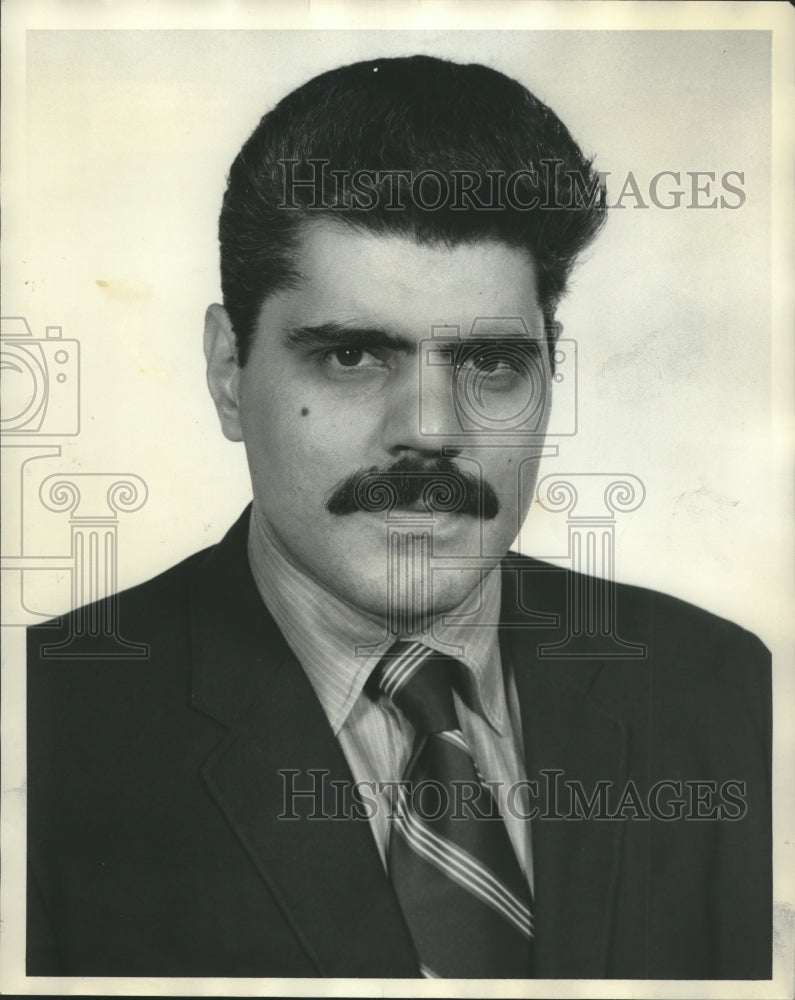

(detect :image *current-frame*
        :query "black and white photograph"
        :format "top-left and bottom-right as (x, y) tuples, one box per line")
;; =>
(1, 2), (793, 996)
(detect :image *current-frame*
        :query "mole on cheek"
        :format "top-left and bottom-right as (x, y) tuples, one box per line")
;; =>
(300, 407), (310, 417)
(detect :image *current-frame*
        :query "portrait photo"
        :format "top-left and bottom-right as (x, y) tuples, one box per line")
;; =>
(1, 2), (792, 997)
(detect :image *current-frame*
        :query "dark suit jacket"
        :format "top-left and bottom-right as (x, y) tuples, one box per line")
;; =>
(27, 507), (772, 979)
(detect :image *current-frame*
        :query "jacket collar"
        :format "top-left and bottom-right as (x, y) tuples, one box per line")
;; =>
(189, 506), (419, 977)
(500, 555), (628, 978)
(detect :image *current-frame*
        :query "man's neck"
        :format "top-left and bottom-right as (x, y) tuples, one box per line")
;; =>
(245, 501), (506, 735)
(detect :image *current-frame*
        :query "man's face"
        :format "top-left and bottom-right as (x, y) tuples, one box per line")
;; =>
(206, 220), (552, 621)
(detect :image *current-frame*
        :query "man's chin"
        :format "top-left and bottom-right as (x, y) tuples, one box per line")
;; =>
(324, 545), (498, 627)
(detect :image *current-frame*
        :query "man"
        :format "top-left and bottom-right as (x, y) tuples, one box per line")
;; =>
(26, 55), (771, 980)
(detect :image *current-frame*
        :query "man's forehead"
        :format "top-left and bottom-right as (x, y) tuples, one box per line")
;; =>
(295, 216), (538, 272)
(278, 218), (543, 332)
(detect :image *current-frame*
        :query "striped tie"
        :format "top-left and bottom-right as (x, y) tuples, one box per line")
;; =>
(368, 640), (534, 978)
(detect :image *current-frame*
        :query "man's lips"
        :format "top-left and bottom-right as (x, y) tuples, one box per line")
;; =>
(359, 500), (472, 517)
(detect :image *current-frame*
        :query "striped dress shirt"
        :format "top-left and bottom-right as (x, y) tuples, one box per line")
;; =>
(247, 503), (533, 891)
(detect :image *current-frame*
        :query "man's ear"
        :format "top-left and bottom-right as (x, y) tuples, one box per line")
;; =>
(204, 303), (244, 442)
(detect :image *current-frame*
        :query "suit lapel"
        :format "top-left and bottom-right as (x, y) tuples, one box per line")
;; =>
(188, 509), (418, 977)
(502, 558), (628, 978)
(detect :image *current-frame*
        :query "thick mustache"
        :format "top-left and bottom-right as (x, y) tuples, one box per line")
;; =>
(325, 457), (500, 519)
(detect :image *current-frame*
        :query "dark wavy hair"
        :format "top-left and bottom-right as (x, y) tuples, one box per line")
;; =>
(219, 55), (606, 364)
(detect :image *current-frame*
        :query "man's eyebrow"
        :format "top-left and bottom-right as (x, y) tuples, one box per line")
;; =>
(283, 322), (416, 354)
(462, 321), (546, 344)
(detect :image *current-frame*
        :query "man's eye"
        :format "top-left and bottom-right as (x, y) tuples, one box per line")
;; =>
(468, 351), (516, 374)
(332, 346), (365, 367)
(324, 345), (385, 374)
(457, 342), (537, 377)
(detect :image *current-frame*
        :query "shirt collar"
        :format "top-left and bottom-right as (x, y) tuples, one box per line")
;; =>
(247, 504), (506, 736)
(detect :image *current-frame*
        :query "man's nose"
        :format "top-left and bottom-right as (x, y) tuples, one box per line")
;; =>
(380, 356), (463, 459)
